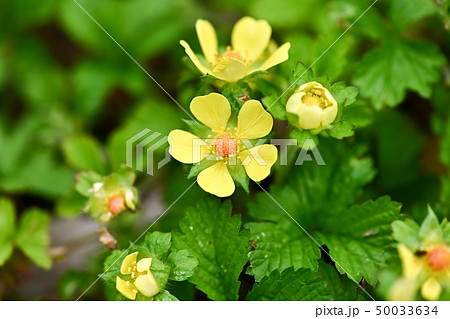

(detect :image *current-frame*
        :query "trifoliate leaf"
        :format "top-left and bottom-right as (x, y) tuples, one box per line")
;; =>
(172, 198), (251, 300)
(16, 208), (51, 269)
(247, 267), (331, 301)
(62, 134), (106, 174)
(353, 40), (445, 109)
(0, 197), (15, 265)
(392, 219), (421, 250)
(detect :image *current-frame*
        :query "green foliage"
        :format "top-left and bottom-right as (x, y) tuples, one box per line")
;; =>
(62, 134), (107, 174)
(247, 267), (331, 301)
(0, 197), (51, 269)
(173, 198), (251, 300)
(246, 141), (401, 285)
(354, 40), (445, 109)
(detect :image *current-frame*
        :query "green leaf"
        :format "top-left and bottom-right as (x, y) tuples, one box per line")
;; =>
(353, 40), (445, 109)
(246, 141), (397, 285)
(75, 171), (103, 197)
(330, 82), (358, 110)
(144, 232), (172, 261)
(167, 250), (199, 281)
(290, 129), (319, 150)
(172, 198), (251, 300)
(246, 220), (321, 282)
(55, 190), (86, 218)
(247, 267), (331, 301)
(0, 197), (15, 265)
(153, 290), (179, 301)
(390, 0), (437, 32)
(342, 102), (374, 128)
(62, 134), (106, 174)
(318, 196), (402, 285)
(188, 159), (216, 179)
(328, 121), (355, 139)
(16, 208), (51, 269)
(262, 94), (287, 120)
(317, 262), (360, 301)
(419, 206), (444, 246)
(392, 219), (421, 250)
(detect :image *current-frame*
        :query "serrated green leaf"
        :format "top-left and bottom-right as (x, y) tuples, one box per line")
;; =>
(330, 82), (358, 109)
(16, 208), (51, 269)
(328, 121), (355, 139)
(62, 134), (106, 174)
(247, 267), (331, 301)
(319, 196), (402, 285)
(246, 221), (321, 282)
(354, 40), (445, 109)
(167, 250), (198, 281)
(144, 231), (172, 260)
(317, 262), (359, 301)
(172, 198), (251, 300)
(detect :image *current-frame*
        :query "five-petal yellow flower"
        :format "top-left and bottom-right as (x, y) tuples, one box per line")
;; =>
(180, 17), (290, 82)
(168, 93), (278, 197)
(116, 252), (160, 300)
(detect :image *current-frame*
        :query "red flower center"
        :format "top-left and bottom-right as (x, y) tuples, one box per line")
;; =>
(427, 247), (450, 272)
(214, 134), (237, 158)
(108, 195), (125, 215)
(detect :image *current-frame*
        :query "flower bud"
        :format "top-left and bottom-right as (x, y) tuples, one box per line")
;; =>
(286, 81), (338, 130)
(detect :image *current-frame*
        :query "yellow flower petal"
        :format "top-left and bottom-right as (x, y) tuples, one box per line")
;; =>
(398, 244), (424, 280)
(137, 257), (152, 273)
(120, 251), (138, 275)
(180, 40), (212, 75)
(116, 276), (137, 300)
(297, 104), (324, 130)
(168, 129), (209, 164)
(231, 16), (271, 63)
(197, 161), (235, 197)
(240, 144), (277, 182)
(190, 93), (231, 131)
(196, 19), (218, 65)
(253, 42), (291, 72)
(135, 272), (161, 298)
(212, 56), (248, 82)
(388, 278), (417, 301)
(236, 100), (273, 139)
(421, 277), (442, 300)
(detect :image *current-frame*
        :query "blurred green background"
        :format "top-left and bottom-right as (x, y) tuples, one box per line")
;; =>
(0, 0), (449, 300)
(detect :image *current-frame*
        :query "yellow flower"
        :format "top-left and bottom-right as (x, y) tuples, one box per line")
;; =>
(168, 93), (278, 197)
(389, 244), (450, 301)
(180, 17), (290, 82)
(116, 252), (160, 300)
(286, 81), (338, 130)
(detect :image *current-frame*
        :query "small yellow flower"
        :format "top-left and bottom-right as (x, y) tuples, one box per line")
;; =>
(168, 93), (277, 197)
(389, 244), (450, 301)
(180, 17), (290, 82)
(286, 81), (338, 130)
(116, 252), (160, 300)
